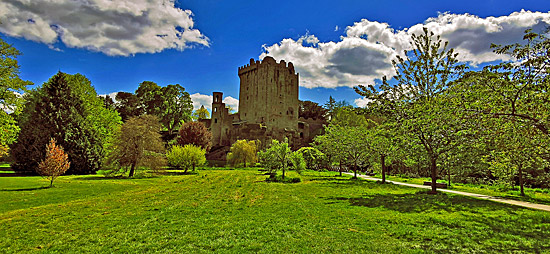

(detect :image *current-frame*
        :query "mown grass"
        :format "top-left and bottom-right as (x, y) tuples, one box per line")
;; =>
(379, 174), (550, 205)
(1, 169), (549, 253)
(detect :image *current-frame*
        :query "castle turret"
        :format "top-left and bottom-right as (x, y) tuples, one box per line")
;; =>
(211, 92), (225, 146)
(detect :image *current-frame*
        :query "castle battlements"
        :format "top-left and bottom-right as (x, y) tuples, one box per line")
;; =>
(238, 56), (296, 76)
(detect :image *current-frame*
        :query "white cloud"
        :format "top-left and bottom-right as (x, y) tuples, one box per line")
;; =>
(334, 25), (339, 32)
(262, 10), (550, 89)
(98, 92), (118, 100)
(354, 97), (372, 108)
(0, 0), (209, 56)
(190, 93), (239, 112)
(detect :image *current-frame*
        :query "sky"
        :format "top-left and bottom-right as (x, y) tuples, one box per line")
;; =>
(1, 0), (549, 112)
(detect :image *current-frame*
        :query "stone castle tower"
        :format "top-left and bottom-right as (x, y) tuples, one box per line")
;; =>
(204, 56), (320, 160)
(238, 56), (299, 130)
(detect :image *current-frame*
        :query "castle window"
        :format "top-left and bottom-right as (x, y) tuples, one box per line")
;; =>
(214, 107), (217, 112)
(214, 118), (218, 123)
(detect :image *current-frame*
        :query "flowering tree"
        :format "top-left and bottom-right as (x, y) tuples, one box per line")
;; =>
(37, 138), (70, 187)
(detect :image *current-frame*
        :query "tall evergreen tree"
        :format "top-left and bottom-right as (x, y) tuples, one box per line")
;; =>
(11, 72), (104, 174)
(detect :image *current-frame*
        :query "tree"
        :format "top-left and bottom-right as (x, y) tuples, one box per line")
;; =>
(11, 72), (106, 174)
(297, 147), (325, 170)
(0, 36), (32, 154)
(193, 105), (210, 120)
(177, 121), (212, 152)
(115, 92), (143, 121)
(453, 29), (550, 194)
(317, 125), (370, 179)
(107, 115), (165, 177)
(135, 81), (163, 115)
(355, 28), (468, 193)
(226, 139), (258, 167)
(159, 84), (193, 134)
(258, 138), (292, 179)
(166, 144), (207, 173)
(37, 138), (70, 187)
(299, 100), (328, 120)
(135, 82), (193, 134)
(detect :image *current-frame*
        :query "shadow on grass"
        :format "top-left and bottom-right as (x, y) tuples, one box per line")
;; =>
(0, 186), (50, 191)
(328, 191), (518, 214)
(161, 171), (199, 176)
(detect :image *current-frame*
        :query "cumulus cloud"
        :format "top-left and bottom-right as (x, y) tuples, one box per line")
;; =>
(0, 0), (209, 56)
(262, 10), (550, 89)
(98, 92), (118, 101)
(190, 93), (239, 112)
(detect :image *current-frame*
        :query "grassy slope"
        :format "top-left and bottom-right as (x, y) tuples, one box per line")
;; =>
(1, 170), (549, 253)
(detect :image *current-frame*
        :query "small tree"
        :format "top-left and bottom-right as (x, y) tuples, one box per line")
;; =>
(167, 144), (206, 173)
(177, 121), (213, 152)
(37, 138), (70, 187)
(297, 147), (325, 170)
(226, 140), (259, 168)
(289, 151), (306, 173)
(258, 138), (292, 179)
(107, 115), (165, 177)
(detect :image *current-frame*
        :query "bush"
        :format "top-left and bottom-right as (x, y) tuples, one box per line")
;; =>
(166, 144), (206, 173)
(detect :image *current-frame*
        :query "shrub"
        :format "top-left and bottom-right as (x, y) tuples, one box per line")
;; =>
(166, 144), (206, 173)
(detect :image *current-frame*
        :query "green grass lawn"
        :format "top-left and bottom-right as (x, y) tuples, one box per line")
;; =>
(377, 174), (550, 206)
(1, 169), (549, 253)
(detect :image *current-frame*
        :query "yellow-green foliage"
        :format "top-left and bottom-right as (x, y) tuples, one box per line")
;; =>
(167, 144), (206, 172)
(226, 140), (258, 167)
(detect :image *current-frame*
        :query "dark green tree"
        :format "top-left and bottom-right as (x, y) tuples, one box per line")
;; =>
(115, 92), (143, 121)
(299, 100), (328, 121)
(12, 72), (104, 174)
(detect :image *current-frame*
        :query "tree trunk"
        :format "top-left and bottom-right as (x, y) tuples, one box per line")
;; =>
(129, 163), (136, 177)
(244, 160), (247, 168)
(518, 163), (525, 196)
(192, 163), (196, 171)
(381, 154), (386, 184)
(429, 157), (437, 194)
(354, 163), (357, 179)
(447, 167), (451, 188)
(50, 178), (54, 187)
(282, 165), (285, 179)
(339, 161), (343, 177)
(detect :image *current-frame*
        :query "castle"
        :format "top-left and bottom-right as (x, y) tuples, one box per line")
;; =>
(202, 56), (324, 159)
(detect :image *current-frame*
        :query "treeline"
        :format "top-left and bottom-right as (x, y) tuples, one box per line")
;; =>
(0, 37), (212, 177)
(309, 28), (550, 195)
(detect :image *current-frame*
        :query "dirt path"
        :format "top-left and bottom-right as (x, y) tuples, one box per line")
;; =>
(345, 172), (550, 212)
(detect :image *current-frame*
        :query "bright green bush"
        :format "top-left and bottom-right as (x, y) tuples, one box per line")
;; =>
(166, 144), (206, 173)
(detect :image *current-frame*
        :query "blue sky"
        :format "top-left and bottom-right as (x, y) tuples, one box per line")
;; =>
(1, 0), (549, 111)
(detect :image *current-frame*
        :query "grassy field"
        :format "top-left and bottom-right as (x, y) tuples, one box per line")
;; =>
(377, 174), (550, 205)
(1, 169), (549, 253)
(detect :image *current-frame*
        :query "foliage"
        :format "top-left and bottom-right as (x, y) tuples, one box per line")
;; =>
(166, 144), (206, 173)
(299, 100), (328, 120)
(193, 105), (210, 120)
(115, 92), (143, 121)
(289, 151), (306, 173)
(11, 72), (106, 174)
(177, 121), (212, 152)
(37, 138), (70, 187)
(106, 115), (165, 177)
(258, 138), (292, 179)
(226, 140), (258, 167)
(0, 36), (32, 155)
(296, 147), (325, 170)
(355, 27), (468, 193)
(135, 81), (193, 134)
(330, 107), (369, 128)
